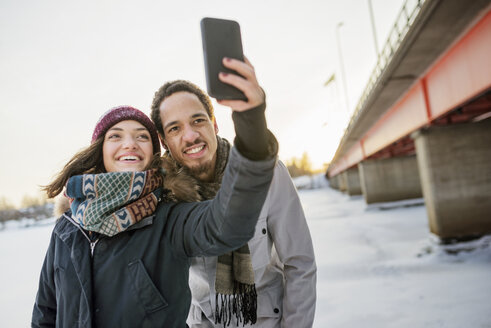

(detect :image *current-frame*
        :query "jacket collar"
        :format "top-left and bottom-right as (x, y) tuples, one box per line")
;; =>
(127, 215), (154, 231)
(55, 211), (155, 240)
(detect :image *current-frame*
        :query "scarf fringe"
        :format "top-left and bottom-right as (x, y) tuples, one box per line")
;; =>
(215, 282), (257, 327)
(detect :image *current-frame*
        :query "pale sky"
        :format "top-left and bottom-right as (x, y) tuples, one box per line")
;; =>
(1, 0), (404, 206)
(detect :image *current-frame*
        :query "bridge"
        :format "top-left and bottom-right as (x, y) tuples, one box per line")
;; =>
(326, 0), (491, 242)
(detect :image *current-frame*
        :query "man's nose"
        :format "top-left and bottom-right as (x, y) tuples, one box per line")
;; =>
(182, 126), (199, 143)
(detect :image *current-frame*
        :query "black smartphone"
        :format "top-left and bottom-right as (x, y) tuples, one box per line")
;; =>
(200, 17), (247, 101)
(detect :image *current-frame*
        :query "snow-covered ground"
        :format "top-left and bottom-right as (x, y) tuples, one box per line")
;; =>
(1, 178), (490, 327)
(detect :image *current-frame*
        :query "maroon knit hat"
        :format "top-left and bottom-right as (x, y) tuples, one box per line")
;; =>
(92, 106), (161, 154)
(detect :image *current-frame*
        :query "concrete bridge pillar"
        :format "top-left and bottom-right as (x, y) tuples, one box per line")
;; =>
(359, 155), (422, 204)
(412, 119), (491, 240)
(346, 166), (362, 195)
(329, 174), (340, 190)
(339, 172), (347, 192)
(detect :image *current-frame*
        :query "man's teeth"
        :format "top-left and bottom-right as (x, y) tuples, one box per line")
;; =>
(186, 145), (204, 154)
(119, 156), (139, 161)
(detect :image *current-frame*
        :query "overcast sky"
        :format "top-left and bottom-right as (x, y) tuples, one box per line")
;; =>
(0, 0), (404, 206)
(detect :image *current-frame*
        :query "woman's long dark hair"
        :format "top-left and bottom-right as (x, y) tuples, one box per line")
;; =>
(43, 135), (162, 198)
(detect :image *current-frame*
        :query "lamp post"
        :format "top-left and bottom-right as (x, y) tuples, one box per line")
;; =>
(368, 0), (380, 57)
(336, 22), (350, 115)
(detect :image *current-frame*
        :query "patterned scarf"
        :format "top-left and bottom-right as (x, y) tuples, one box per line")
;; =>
(65, 169), (163, 237)
(197, 137), (257, 327)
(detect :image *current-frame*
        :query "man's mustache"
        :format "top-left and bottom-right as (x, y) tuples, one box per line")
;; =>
(184, 139), (206, 148)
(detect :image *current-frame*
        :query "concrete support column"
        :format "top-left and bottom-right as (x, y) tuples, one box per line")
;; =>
(359, 155), (422, 204)
(346, 166), (362, 195)
(412, 119), (491, 240)
(329, 174), (340, 189)
(339, 172), (347, 192)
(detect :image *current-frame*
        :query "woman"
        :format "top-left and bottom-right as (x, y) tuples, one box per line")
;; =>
(32, 103), (276, 327)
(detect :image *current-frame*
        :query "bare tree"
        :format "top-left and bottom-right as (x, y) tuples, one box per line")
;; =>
(286, 152), (314, 177)
(0, 196), (15, 210)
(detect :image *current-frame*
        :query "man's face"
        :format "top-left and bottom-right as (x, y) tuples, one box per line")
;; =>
(159, 91), (218, 180)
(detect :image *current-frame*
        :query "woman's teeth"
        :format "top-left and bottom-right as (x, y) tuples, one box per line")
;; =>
(119, 155), (139, 161)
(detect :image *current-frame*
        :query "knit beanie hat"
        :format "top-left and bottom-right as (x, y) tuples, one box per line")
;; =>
(92, 106), (161, 155)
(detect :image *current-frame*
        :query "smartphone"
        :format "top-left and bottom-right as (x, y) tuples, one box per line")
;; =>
(200, 17), (247, 101)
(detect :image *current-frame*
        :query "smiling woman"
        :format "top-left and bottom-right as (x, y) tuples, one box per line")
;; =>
(43, 106), (162, 199)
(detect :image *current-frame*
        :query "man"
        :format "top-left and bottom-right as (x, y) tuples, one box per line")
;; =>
(151, 58), (316, 327)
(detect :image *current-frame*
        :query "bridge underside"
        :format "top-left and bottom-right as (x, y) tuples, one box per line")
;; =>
(327, 2), (491, 241)
(367, 90), (491, 160)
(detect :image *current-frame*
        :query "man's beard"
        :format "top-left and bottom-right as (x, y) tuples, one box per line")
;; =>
(186, 159), (214, 180)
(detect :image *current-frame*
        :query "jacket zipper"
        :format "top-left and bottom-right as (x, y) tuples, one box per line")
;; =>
(64, 214), (101, 257)
(89, 239), (100, 257)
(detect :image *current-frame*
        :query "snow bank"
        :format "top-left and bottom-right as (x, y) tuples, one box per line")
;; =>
(292, 173), (329, 190)
(1, 185), (490, 327)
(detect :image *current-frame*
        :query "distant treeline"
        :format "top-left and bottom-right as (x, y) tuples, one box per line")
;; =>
(285, 152), (327, 178)
(0, 203), (54, 224)
(0, 194), (54, 224)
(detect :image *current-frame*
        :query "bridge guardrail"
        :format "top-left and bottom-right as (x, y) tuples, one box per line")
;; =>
(336, 0), (427, 160)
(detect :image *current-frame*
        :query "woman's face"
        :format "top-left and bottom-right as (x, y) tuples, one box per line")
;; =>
(102, 120), (154, 172)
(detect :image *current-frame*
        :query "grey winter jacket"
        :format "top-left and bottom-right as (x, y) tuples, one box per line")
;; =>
(31, 147), (276, 328)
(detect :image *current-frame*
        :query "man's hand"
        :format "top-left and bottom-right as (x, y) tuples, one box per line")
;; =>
(217, 56), (265, 112)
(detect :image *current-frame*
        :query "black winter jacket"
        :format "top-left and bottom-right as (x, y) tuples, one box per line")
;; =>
(31, 147), (276, 328)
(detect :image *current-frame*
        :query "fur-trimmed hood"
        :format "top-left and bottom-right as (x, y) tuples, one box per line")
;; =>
(159, 154), (201, 203)
(54, 155), (201, 217)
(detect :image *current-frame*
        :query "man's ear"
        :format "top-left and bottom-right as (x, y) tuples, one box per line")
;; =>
(214, 120), (219, 135)
(159, 135), (168, 151)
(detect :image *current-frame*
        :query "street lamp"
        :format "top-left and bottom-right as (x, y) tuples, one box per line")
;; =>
(368, 0), (380, 58)
(336, 22), (350, 114)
